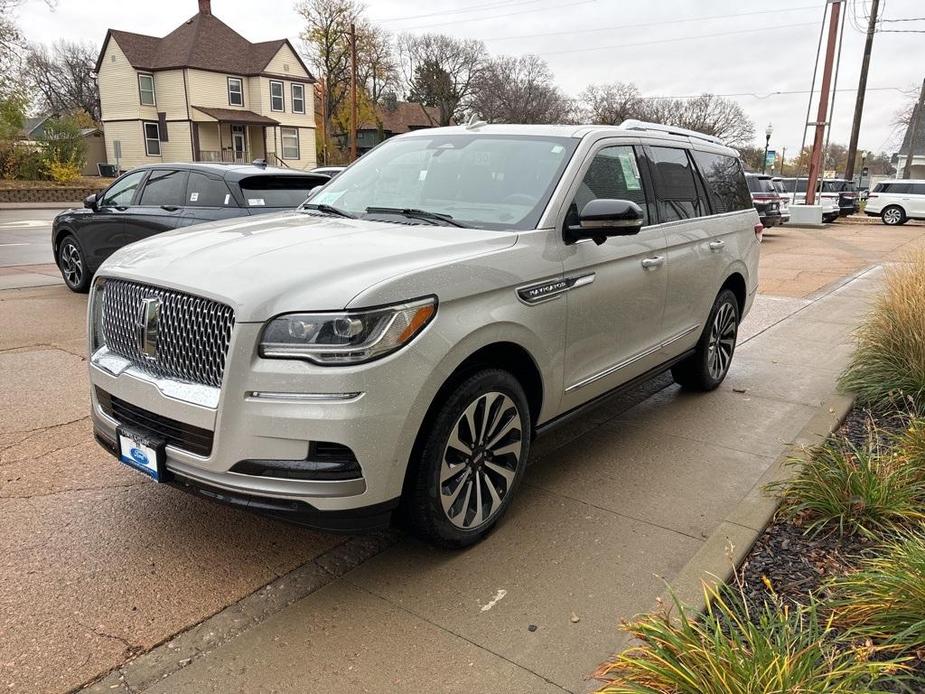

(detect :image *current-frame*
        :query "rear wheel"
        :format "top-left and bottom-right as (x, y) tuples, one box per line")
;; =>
(407, 369), (531, 548)
(57, 235), (90, 292)
(671, 289), (739, 392)
(881, 205), (906, 226)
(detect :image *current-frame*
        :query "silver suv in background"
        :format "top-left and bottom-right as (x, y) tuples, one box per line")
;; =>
(88, 121), (761, 547)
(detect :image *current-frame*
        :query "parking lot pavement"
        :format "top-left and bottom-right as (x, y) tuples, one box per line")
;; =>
(0, 209), (63, 289)
(759, 220), (925, 298)
(0, 217), (913, 693)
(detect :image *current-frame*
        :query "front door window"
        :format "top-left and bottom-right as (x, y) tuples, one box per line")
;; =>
(232, 125), (246, 163)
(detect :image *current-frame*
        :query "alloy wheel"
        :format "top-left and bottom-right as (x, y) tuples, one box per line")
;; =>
(706, 301), (736, 380)
(60, 240), (83, 288)
(439, 392), (523, 530)
(883, 208), (902, 225)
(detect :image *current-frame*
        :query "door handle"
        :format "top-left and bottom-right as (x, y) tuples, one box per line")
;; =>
(161, 205), (180, 212)
(708, 240), (725, 251)
(641, 256), (665, 270)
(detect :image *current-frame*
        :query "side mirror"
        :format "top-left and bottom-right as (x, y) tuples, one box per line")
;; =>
(567, 199), (644, 245)
(84, 193), (99, 210)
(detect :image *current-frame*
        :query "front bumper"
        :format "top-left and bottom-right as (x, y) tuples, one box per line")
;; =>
(89, 322), (436, 525)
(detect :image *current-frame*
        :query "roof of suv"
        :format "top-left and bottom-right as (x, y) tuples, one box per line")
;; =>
(135, 162), (327, 182)
(397, 122), (740, 155)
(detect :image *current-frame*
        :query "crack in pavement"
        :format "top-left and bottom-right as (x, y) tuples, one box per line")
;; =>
(1, 480), (147, 500)
(73, 619), (143, 656)
(0, 438), (87, 467)
(0, 416), (89, 446)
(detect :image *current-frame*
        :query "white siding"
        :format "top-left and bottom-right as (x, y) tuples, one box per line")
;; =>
(102, 120), (157, 170)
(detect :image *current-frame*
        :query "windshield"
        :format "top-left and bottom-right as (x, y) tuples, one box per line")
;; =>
(305, 133), (579, 230)
(771, 179), (785, 194)
(822, 180), (855, 192)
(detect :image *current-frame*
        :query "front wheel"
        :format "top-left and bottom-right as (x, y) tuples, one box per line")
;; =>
(407, 369), (531, 548)
(672, 289), (739, 392)
(881, 205), (906, 226)
(57, 235), (90, 292)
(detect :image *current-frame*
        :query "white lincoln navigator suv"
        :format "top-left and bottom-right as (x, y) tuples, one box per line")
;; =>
(89, 121), (761, 547)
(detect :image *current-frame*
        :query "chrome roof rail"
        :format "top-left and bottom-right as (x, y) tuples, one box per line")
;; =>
(618, 119), (726, 146)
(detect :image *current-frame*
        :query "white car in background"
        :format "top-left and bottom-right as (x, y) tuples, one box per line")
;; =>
(770, 177), (791, 224)
(778, 177), (840, 223)
(864, 180), (925, 226)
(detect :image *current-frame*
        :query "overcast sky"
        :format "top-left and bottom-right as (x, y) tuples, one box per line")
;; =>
(15, 0), (925, 156)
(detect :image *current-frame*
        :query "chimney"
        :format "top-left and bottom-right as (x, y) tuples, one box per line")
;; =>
(198, 0), (211, 15)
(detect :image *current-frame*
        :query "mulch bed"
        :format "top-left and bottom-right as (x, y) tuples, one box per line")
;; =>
(737, 403), (925, 689)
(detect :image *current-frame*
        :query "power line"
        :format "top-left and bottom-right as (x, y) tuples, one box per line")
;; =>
(643, 86), (912, 101)
(389, 0), (599, 31)
(475, 4), (821, 44)
(375, 0), (546, 23)
(536, 21), (820, 57)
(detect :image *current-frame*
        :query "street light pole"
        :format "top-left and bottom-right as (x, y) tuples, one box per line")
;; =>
(761, 123), (773, 174)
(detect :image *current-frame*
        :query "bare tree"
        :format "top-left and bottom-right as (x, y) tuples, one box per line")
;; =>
(297, 0), (362, 144)
(643, 94), (755, 148)
(26, 41), (100, 121)
(470, 54), (572, 124)
(397, 33), (486, 126)
(356, 22), (397, 104)
(578, 82), (644, 125)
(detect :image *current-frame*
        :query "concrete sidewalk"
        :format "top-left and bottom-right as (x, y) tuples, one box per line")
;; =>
(88, 268), (881, 694)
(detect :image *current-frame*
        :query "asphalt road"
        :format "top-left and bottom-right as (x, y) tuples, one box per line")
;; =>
(0, 208), (60, 267)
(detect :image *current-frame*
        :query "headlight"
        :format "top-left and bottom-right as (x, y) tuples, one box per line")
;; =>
(259, 297), (437, 365)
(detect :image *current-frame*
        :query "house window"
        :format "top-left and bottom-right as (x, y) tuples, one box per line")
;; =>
(270, 80), (284, 112)
(227, 77), (244, 107)
(281, 127), (299, 159)
(291, 83), (305, 114)
(138, 73), (156, 106)
(143, 122), (161, 156)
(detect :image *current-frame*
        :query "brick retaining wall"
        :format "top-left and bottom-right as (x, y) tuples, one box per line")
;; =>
(0, 185), (105, 204)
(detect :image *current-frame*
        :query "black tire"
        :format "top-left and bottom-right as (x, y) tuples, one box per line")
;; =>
(881, 205), (906, 226)
(671, 288), (740, 392)
(407, 369), (531, 548)
(57, 234), (90, 292)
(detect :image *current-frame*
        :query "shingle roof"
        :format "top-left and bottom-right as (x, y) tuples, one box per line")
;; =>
(357, 102), (443, 134)
(191, 106), (279, 125)
(897, 116), (925, 157)
(95, 11), (314, 80)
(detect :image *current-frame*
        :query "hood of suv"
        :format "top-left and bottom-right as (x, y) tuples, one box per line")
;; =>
(99, 211), (517, 321)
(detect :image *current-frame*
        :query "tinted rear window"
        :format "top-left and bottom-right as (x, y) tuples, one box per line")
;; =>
(746, 176), (775, 194)
(691, 151), (752, 213)
(648, 146), (707, 221)
(822, 180), (855, 192)
(239, 175), (324, 208)
(139, 169), (188, 206)
(186, 172), (235, 207)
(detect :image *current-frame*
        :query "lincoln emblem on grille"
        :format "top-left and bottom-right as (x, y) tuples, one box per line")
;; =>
(136, 297), (161, 360)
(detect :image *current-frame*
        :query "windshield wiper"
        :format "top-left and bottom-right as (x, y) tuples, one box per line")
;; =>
(365, 206), (468, 228)
(301, 203), (356, 219)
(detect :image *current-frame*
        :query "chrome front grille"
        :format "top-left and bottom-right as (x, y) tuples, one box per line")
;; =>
(101, 279), (235, 388)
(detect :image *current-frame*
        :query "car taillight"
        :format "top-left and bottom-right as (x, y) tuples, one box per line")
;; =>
(754, 222), (764, 242)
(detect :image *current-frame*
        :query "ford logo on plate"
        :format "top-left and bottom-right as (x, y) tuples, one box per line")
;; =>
(130, 447), (149, 466)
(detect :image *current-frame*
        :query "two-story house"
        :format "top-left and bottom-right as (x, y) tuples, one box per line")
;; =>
(95, 0), (317, 171)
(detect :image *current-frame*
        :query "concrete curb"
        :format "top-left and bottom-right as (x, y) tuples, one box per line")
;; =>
(77, 531), (400, 693)
(0, 202), (80, 210)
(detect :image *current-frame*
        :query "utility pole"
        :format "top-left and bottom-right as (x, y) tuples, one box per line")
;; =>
(845, 0), (879, 182)
(902, 78), (925, 179)
(318, 78), (328, 165)
(780, 146), (786, 176)
(806, 0), (843, 206)
(349, 22), (358, 162)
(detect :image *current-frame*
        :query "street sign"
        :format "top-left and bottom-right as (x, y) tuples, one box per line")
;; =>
(765, 149), (777, 169)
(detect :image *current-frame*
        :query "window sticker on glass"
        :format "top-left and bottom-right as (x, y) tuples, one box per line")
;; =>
(248, 198), (265, 206)
(551, 145), (564, 154)
(618, 152), (641, 190)
(418, 170), (428, 181)
(224, 194), (230, 205)
(190, 192), (199, 202)
(311, 190), (344, 205)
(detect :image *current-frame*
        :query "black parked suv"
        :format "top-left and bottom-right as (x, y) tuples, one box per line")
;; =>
(745, 173), (783, 228)
(53, 163), (329, 292)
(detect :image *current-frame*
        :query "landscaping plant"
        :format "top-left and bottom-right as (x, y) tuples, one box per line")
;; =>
(828, 532), (925, 650)
(772, 434), (925, 538)
(598, 583), (904, 693)
(839, 254), (925, 414)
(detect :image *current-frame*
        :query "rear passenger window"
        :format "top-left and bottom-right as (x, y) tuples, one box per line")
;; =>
(692, 151), (753, 214)
(186, 172), (235, 207)
(569, 145), (649, 227)
(648, 146), (707, 222)
(139, 169), (188, 206)
(912, 183), (925, 195)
